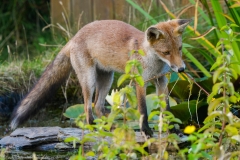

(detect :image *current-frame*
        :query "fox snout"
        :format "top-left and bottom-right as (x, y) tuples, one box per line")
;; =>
(178, 67), (185, 72)
(170, 62), (185, 73)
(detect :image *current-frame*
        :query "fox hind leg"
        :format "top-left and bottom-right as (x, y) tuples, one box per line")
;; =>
(70, 54), (96, 124)
(94, 69), (114, 117)
(76, 69), (96, 124)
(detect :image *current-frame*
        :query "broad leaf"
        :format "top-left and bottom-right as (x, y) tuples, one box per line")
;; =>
(63, 104), (85, 119)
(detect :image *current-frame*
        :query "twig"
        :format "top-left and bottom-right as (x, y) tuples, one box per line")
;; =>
(183, 72), (210, 96)
(144, 72), (170, 83)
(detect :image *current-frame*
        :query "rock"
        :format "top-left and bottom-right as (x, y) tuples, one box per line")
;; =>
(0, 127), (60, 148)
(57, 128), (100, 151)
(55, 142), (73, 150)
(10, 126), (60, 139)
(58, 127), (89, 141)
(0, 126), (188, 160)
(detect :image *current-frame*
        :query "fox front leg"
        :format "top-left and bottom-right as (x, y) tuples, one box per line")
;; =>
(154, 76), (169, 111)
(155, 76), (184, 136)
(136, 85), (153, 137)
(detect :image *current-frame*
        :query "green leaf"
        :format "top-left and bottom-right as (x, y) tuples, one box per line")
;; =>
(212, 82), (223, 95)
(213, 68), (224, 83)
(148, 110), (160, 120)
(119, 154), (127, 159)
(85, 151), (95, 157)
(99, 130), (113, 137)
(208, 98), (221, 114)
(230, 23), (239, 28)
(220, 25), (228, 31)
(204, 111), (222, 123)
(230, 95), (238, 103)
(231, 135), (240, 142)
(64, 136), (80, 143)
(228, 83), (235, 95)
(207, 92), (216, 103)
(125, 63), (132, 74)
(201, 151), (212, 159)
(126, 108), (140, 120)
(225, 125), (238, 136)
(170, 100), (207, 122)
(230, 68), (238, 79)
(117, 74), (130, 87)
(162, 110), (175, 117)
(136, 63), (143, 75)
(125, 87), (137, 107)
(170, 118), (182, 124)
(210, 56), (222, 71)
(198, 122), (216, 133)
(113, 92), (121, 106)
(135, 75), (144, 87)
(138, 49), (145, 56)
(81, 136), (96, 144)
(63, 104), (85, 119)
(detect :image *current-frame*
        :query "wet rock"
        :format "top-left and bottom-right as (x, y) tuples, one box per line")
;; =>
(0, 126), (186, 159)
(10, 126), (60, 139)
(0, 127), (60, 148)
(57, 128), (97, 151)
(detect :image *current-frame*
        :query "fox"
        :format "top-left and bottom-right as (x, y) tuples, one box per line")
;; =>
(10, 19), (190, 136)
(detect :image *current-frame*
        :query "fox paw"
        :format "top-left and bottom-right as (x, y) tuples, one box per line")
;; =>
(141, 123), (153, 138)
(87, 114), (95, 125)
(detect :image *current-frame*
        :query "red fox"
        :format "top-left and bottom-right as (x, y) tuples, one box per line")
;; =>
(10, 19), (190, 136)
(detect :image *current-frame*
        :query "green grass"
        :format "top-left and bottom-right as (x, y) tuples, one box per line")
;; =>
(0, 50), (55, 94)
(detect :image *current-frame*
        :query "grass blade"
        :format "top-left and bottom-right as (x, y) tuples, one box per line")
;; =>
(126, 0), (157, 24)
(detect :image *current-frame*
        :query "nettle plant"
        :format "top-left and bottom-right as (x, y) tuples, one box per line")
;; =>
(65, 24), (240, 159)
(65, 47), (183, 159)
(114, 48), (182, 159)
(178, 24), (240, 160)
(65, 49), (152, 159)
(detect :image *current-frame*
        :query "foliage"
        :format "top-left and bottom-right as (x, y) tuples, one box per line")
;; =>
(194, 0), (240, 75)
(64, 48), (185, 159)
(178, 24), (240, 159)
(65, 49), (157, 159)
(1, 0), (240, 159)
(0, 0), (53, 61)
(0, 0), (79, 99)
(63, 1), (240, 159)
(127, 0), (212, 77)
(0, 148), (5, 160)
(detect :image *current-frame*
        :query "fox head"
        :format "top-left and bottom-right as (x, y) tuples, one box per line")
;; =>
(145, 19), (191, 73)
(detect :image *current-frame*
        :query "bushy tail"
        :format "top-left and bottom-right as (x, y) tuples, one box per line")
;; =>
(10, 49), (72, 129)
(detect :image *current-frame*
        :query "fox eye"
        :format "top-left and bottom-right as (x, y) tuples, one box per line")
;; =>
(162, 51), (170, 55)
(179, 46), (182, 50)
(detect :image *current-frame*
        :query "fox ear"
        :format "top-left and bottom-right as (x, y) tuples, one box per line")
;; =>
(173, 19), (191, 36)
(147, 27), (165, 42)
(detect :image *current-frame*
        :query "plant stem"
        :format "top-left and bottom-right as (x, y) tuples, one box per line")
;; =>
(218, 42), (227, 146)
(184, 72), (210, 96)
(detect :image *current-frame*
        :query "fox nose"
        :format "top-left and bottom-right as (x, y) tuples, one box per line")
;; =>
(178, 67), (185, 73)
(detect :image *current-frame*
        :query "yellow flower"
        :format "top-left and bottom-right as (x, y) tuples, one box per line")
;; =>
(184, 125), (196, 134)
